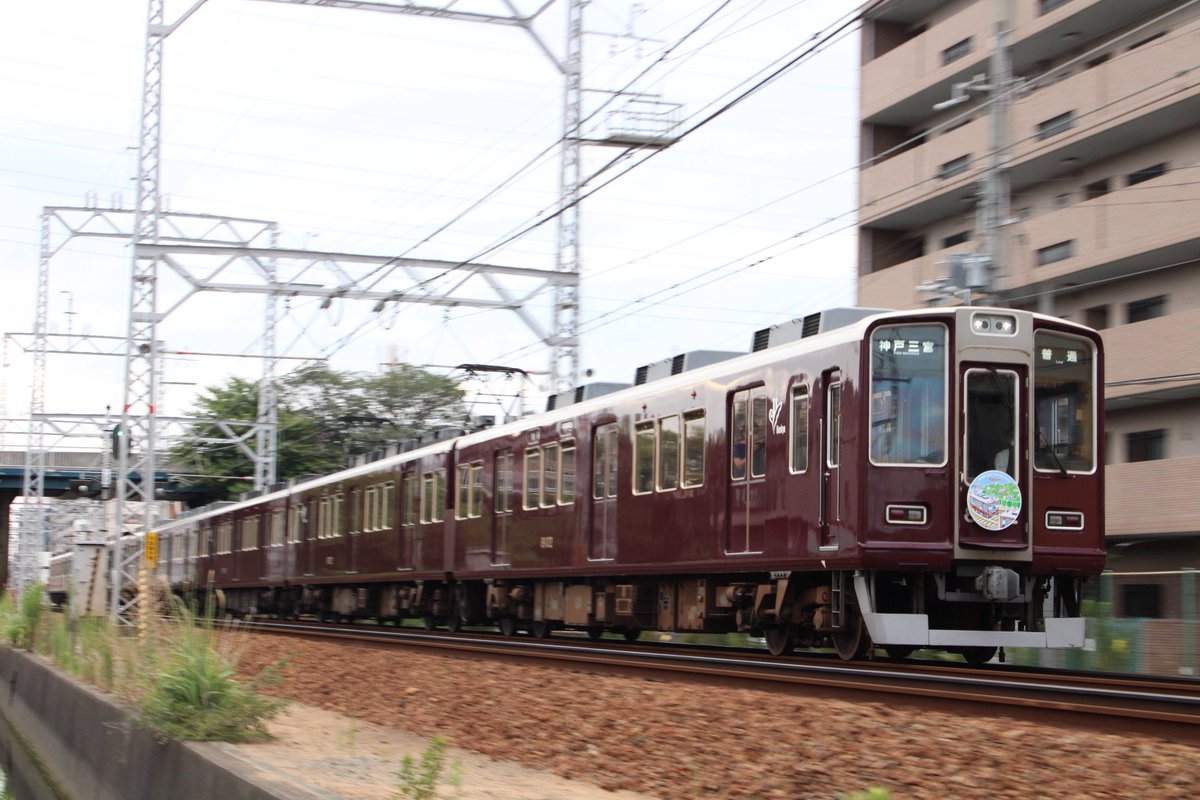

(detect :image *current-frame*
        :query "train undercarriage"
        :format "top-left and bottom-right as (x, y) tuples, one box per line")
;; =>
(187, 566), (1086, 663)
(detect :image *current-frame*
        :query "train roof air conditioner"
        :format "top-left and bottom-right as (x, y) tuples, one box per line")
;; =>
(633, 350), (743, 385)
(751, 307), (891, 351)
(545, 382), (630, 412)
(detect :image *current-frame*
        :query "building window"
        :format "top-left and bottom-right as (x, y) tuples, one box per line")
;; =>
(1121, 584), (1163, 618)
(1039, 0), (1072, 14)
(1037, 111), (1074, 140)
(938, 155), (970, 179)
(942, 37), (972, 65)
(1127, 295), (1166, 323)
(1127, 162), (1166, 186)
(1084, 179), (1109, 200)
(1126, 429), (1167, 462)
(1084, 305), (1108, 330)
(1036, 240), (1073, 266)
(942, 230), (970, 248)
(1054, 192), (1073, 208)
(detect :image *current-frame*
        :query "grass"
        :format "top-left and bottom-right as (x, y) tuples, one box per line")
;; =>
(394, 737), (463, 800)
(0, 585), (286, 744)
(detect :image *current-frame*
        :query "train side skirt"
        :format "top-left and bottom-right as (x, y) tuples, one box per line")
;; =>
(853, 573), (1086, 649)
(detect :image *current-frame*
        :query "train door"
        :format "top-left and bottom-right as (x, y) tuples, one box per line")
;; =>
(959, 365), (1028, 550)
(819, 370), (841, 549)
(589, 424), (619, 560)
(726, 386), (767, 554)
(492, 449), (513, 565)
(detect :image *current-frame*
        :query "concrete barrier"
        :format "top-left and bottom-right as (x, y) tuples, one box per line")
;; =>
(0, 647), (337, 800)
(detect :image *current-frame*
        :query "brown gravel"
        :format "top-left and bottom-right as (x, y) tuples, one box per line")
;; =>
(230, 634), (1200, 799)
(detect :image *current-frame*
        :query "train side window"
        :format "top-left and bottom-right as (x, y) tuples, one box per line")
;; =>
(542, 444), (560, 508)
(350, 488), (362, 534)
(634, 422), (655, 494)
(750, 388), (768, 477)
(288, 506), (303, 543)
(559, 442), (576, 504)
(658, 415), (680, 491)
(524, 448), (542, 509)
(383, 482), (395, 529)
(243, 516), (259, 551)
(333, 492), (345, 536)
(682, 411), (705, 488)
(496, 450), (514, 513)
(469, 464), (483, 518)
(402, 474), (418, 527)
(828, 383), (842, 468)
(731, 392), (749, 479)
(432, 471), (445, 523)
(421, 474), (434, 523)
(271, 511), (284, 547)
(790, 385), (809, 473)
(592, 432), (608, 499)
(456, 465), (472, 520)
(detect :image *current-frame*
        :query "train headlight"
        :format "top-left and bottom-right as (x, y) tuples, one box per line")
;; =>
(971, 313), (1017, 335)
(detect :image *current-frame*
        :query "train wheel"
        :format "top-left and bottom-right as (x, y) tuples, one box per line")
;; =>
(764, 626), (795, 656)
(498, 616), (517, 637)
(585, 627), (604, 640)
(960, 646), (997, 665)
(831, 610), (869, 661)
(621, 627), (642, 642)
(446, 614), (463, 633)
(422, 614), (438, 631)
(530, 620), (553, 639)
(884, 645), (915, 661)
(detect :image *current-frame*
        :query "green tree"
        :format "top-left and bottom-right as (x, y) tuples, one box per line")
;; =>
(172, 363), (465, 500)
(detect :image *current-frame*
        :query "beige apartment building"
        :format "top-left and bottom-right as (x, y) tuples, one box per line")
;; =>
(855, 0), (1200, 621)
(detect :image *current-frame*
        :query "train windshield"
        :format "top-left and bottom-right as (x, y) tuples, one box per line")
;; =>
(869, 324), (947, 465)
(1034, 331), (1096, 473)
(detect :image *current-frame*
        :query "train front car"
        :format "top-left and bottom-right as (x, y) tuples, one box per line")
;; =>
(852, 307), (1104, 662)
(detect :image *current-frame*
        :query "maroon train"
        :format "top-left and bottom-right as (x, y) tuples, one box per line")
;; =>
(154, 305), (1105, 662)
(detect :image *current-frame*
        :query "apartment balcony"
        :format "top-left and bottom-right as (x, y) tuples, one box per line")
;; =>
(860, 15), (1200, 229)
(1107, 456), (1200, 538)
(861, 0), (1181, 126)
(1101, 309), (1200, 408)
(860, 172), (1200, 308)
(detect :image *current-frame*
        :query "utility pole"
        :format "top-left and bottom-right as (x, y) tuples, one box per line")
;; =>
(920, 0), (1013, 307)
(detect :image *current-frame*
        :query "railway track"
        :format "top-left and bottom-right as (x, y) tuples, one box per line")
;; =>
(234, 618), (1200, 741)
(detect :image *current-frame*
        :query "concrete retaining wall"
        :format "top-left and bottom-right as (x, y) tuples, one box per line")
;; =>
(0, 647), (336, 800)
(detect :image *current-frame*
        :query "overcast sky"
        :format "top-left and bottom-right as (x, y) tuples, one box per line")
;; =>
(0, 0), (860, 437)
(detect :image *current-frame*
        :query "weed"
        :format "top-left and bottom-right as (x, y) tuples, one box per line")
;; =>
(394, 737), (462, 800)
(840, 789), (891, 800)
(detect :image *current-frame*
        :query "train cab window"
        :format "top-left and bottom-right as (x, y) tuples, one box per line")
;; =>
(789, 386), (809, 473)
(560, 442), (576, 504)
(524, 448), (542, 509)
(1034, 331), (1096, 473)
(542, 444), (560, 508)
(682, 411), (705, 488)
(634, 422), (655, 494)
(658, 416), (680, 491)
(869, 324), (948, 465)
